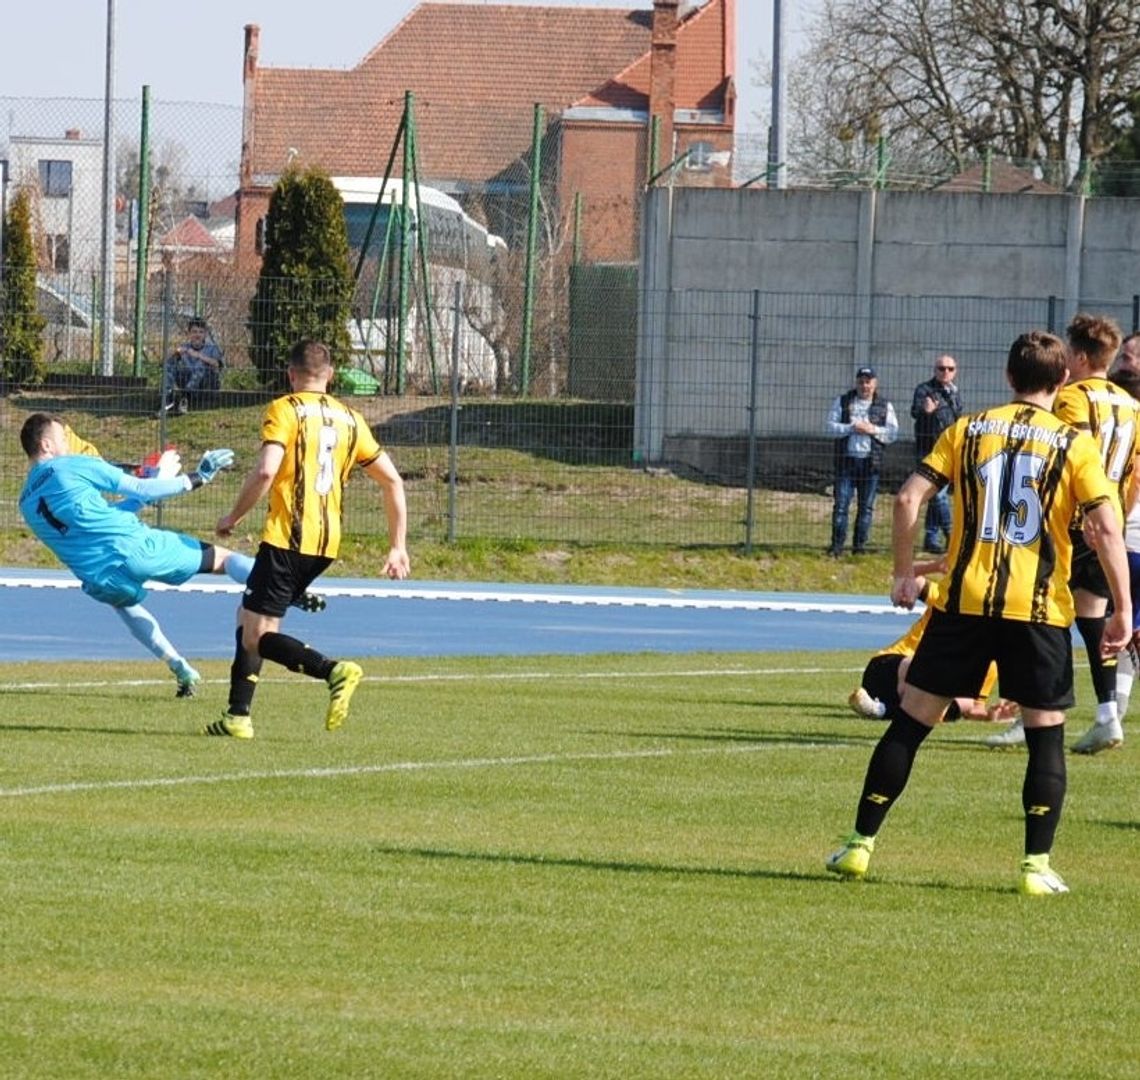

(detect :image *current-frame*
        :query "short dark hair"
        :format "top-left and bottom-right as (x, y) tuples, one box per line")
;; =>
(1007, 331), (1067, 395)
(1110, 367), (1140, 402)
(287, 340), (333, 375)
(187, 317), (207, 331)
(20, 412), (64, 457)
(1067, 313), (1122, 371)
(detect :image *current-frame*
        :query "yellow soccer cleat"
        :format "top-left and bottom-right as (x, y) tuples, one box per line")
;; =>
(325, 661), (363, 731)
(1018, 855), (1069, 896)
(825, 832), (875, 879)
(202, 713), (254, 740)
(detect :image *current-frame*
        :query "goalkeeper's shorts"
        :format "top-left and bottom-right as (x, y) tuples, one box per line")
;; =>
(82, 529), (209, 606)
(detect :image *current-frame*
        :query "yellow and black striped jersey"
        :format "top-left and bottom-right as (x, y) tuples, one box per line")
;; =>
(64, 425), (100, 457)
(1054, 375), (1140, 519)
(260, 391), (383, 558)
(917, 401), (1114, 626)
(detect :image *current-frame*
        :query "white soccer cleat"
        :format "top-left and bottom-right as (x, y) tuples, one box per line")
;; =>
(984, 717), (1025, 749)
(1071, 717), (1124, 755)
(847, 686), (885, 719)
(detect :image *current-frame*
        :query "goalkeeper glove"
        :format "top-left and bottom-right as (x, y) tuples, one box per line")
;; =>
(188, 448), (235, 488)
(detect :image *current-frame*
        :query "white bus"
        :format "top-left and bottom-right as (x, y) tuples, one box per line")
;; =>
(333, 176), (507, 391)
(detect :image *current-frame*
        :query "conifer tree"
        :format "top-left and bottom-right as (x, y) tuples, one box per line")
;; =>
(249, 166), (352, 389)
(1, 186), (46, 383)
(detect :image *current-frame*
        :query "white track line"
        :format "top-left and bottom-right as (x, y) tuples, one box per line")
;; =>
(0, 741), (836, 800)
(0, 665), (864, 693)
(0, 572), (914, 615)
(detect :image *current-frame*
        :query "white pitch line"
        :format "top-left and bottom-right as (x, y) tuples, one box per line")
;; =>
(0, 741), (835, 800)
(0, 665), (864, 693)
(0, 572), (914, 616)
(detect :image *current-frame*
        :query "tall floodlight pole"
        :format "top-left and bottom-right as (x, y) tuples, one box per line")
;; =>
(767, 0), (787, 189)
(99, 0), (117, 374)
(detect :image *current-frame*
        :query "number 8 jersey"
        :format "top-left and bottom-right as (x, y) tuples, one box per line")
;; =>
(917, 402), (1114, 625)
(260, 391), (383, 558)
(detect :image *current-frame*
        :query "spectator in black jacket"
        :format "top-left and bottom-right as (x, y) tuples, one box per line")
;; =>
(826, 367), (899, 556)
(911, 355), (962, 553)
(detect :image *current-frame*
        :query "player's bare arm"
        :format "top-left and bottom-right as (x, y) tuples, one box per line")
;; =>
(891, 472), (938, 608)
(1085, 499), (1132, 654)
(364, 451), (410, 579)
(217, 442), (284, 537)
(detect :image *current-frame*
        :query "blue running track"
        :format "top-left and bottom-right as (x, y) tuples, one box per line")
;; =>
(0, 568), (917, 662)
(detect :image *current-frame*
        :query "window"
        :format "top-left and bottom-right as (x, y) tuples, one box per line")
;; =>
(685, 142), (713, 172)
(38, 159), (73, 198)
(46, 234), (70, 272)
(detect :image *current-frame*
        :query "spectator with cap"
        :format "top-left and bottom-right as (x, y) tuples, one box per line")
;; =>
(161, 317), (224, 416)
(826, 365), (898, 556)
(911, 353), (963, 553)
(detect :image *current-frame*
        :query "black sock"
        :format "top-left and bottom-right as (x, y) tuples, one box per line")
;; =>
(1076, 616), (1116, 704)
(259, 631), (336, 681)
(1023, 725), (1066, 856)
(228, 626), (262, 717)
(853, 711), (932, 837)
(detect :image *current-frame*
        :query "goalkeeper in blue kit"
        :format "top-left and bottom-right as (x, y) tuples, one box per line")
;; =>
(19, 412), (248, 697)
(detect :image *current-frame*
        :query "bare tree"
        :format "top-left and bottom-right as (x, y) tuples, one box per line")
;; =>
(791, 0), (1140, 186)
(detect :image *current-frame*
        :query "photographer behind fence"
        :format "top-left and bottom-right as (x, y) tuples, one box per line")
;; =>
(161, 317), (224, 416)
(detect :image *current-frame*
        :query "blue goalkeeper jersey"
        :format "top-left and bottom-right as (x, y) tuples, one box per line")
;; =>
(19, 455), (189, 584)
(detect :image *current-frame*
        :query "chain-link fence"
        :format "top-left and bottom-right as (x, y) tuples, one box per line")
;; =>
(5, 282), (1136, 559)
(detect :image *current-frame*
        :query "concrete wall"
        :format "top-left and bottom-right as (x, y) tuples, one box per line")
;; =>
(635, 186), (1140, 467)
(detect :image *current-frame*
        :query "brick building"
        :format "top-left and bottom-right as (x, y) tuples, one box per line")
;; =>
(236, 0), (736, 268)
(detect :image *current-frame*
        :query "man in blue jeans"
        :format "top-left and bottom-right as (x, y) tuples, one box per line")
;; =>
(162, 317), (224, 415)
(911, 354), (962, 553)
(826, 366), (899, 556)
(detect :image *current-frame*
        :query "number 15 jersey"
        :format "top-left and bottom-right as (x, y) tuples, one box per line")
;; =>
(917, 401), (1114, 626)
(260, 391), (383, 558)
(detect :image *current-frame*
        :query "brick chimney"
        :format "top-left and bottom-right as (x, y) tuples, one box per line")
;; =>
(649, 0), (680, 163)
(236, 23), (262, 268)
(240, 24), (259, 186)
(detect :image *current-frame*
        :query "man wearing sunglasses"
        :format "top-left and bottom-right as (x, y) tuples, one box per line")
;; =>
(911, 355), (962, 554)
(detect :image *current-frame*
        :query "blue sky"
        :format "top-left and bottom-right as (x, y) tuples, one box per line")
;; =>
(0, 0), (813, 133)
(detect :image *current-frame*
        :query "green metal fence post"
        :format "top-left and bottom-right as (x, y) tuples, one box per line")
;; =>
(396, 90), (414, 395)
(647, 115), (660, 184)
(572, 192), (583, 266)
(448, 279), (463, 543)
(744, 289), (761, 554)
(520, 102), (544, 396)
(408, 119), (440, 393)
(131, 85), (151, 378)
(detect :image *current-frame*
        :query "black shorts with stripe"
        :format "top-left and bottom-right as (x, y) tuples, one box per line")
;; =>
(1069, 530), (1110, 600)
(905, 608), (1073, 711)
(242, 541), (333, 618)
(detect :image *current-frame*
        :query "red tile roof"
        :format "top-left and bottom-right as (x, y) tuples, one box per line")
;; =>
(934, 160), (1059, 195)
(160, 215), (224, 252)
(248, 1), (730, 184)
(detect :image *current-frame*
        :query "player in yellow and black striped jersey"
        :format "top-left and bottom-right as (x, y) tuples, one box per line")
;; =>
(213, 340), (410, 740)
(848, 574), (1001, 723)
(258, 386), (381, 558)
(826, 330), (1131, 895)
(1052, 313), (1140, 752)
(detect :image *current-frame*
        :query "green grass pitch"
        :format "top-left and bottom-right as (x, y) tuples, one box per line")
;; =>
(0, 651), (1137, 1078)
